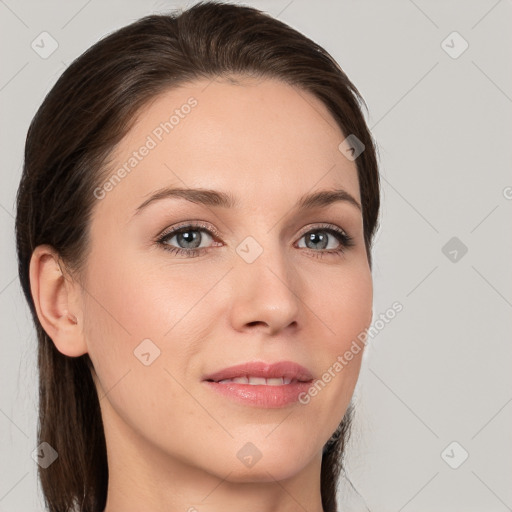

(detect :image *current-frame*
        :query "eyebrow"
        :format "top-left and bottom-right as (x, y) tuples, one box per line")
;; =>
(133, 186), (361, 217)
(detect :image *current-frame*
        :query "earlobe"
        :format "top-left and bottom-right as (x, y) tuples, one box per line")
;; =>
(29, 245), (88, 357)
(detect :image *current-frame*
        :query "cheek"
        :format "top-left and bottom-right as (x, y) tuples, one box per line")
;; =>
(301, 263), (372, 415)
(82, 248), (200, 345)
(81, 248), (217, 399)
(81, 264), (203, 444)
(310, 261), (373, 354)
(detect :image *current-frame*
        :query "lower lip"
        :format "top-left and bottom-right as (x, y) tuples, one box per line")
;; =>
(203, 380), (313, 408)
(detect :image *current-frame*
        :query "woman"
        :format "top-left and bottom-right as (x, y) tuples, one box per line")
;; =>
(16, 2), (380, 511)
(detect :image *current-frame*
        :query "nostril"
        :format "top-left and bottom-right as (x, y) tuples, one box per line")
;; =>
(246, 321), (268, 328)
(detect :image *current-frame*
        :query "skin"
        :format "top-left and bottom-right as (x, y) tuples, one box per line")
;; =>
(30, 76), (373, 512)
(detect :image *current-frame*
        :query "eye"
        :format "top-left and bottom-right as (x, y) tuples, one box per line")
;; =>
(296, 224), (354, 258)
(156, 221), (220, 258)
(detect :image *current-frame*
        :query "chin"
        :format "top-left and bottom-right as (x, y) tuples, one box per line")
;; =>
(212, 443), (319, 483)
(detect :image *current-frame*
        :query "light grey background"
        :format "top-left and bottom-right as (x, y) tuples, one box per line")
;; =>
(1, 1), (511, 511)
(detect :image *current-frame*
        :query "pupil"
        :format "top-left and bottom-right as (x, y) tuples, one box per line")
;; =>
(178, 231), (201, 248)
(307, 232), (327, 250)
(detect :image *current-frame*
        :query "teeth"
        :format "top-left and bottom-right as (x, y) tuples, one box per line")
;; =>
(266, 377), (284, 386)
(248, 376), (267, 385)
(217, 376), (295, 386)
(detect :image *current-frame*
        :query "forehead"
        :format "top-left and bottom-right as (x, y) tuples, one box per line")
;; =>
(95, 77), (360, 221)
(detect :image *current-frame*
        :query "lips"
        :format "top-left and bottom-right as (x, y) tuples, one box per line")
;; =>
(203, 361), (315, 408)
(202, 361), (314, 384)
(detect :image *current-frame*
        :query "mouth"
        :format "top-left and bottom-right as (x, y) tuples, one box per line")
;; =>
(202, 360), (314, 384)
(206, 376), (310, 385)
(202, 360), (314, 408)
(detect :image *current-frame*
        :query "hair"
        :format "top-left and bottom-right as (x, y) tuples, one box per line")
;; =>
(15, 2), (380, 511)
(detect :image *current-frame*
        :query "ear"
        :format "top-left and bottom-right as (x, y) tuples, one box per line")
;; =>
(29, 244), (88, 357)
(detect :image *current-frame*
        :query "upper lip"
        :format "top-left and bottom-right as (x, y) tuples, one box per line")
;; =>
(203, 361), (314, 383)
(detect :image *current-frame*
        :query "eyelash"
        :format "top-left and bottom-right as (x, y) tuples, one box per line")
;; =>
(155, 221), (355, 259)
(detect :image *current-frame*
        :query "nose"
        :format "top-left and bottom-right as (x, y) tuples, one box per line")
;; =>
(228, 241), (301, 336)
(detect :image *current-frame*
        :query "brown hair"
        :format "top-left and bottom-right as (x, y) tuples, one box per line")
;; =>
(15, 2), (380, 511)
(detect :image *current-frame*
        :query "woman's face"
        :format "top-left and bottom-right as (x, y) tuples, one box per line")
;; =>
(81, 76), (372, 482)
